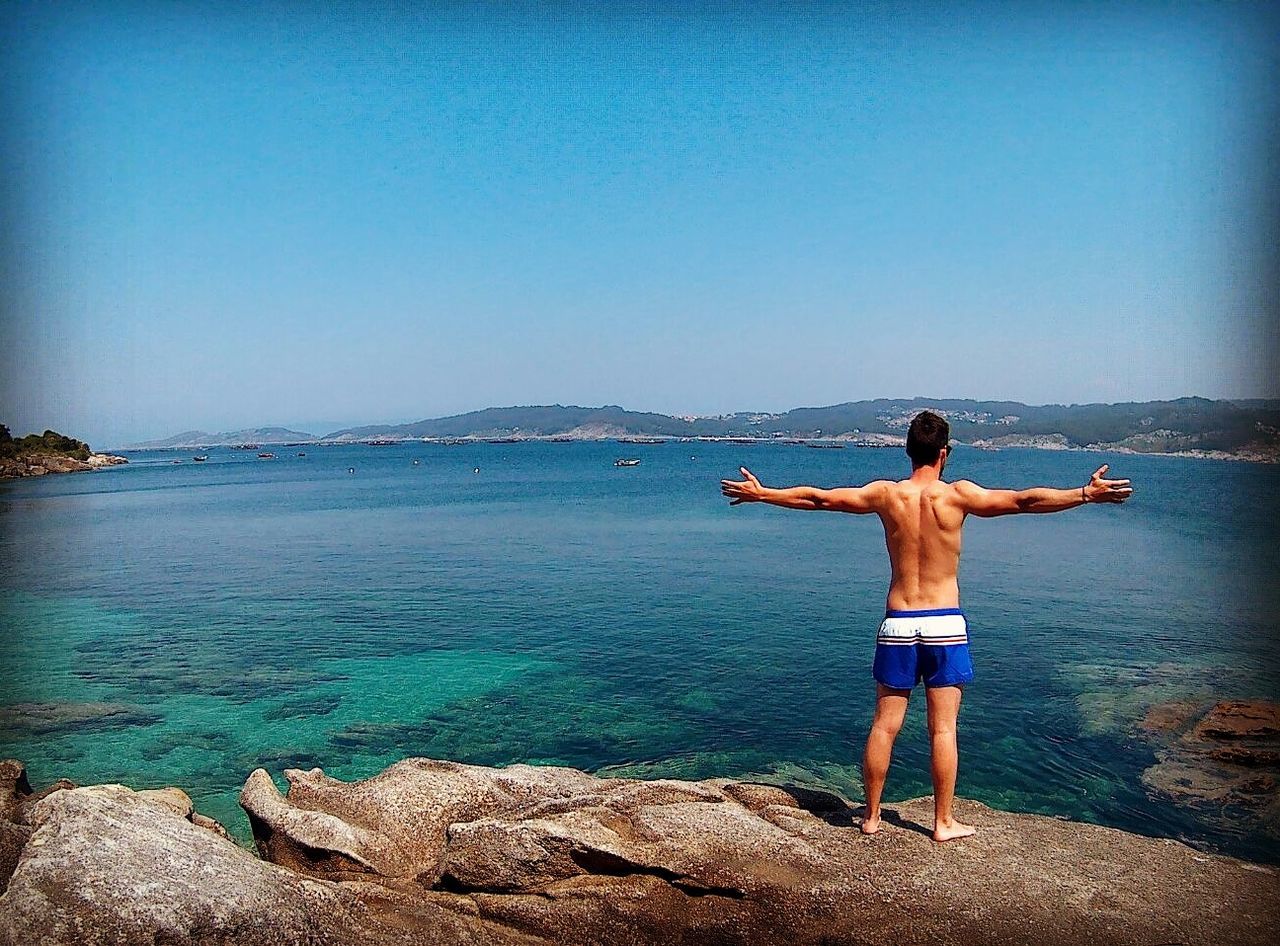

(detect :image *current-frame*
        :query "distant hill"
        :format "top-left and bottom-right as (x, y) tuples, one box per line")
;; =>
(317, 397), (1279, 457)
(323, 405), (691, 441)
(129, 427), (316, 449)
(135, 398), (1280, 460)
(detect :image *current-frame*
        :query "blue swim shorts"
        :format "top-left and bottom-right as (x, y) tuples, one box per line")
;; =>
(872, 607), (975, 689)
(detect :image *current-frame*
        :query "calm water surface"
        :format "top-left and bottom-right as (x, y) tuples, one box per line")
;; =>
(1, 442), (1277, 860)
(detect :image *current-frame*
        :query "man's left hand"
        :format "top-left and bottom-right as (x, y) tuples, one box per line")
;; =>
(721, 467), (765, 505)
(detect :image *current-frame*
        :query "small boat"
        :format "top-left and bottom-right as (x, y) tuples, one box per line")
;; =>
(296, 452), (306, 457)
(614, 458), (641, 467)
(257, 452), (276, 459)
(805, 442), (845, 449)
(192, 455), (208, 462)
(618, 437), (665, 444)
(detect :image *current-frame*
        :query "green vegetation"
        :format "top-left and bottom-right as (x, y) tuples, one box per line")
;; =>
(0, 425), (92, 462)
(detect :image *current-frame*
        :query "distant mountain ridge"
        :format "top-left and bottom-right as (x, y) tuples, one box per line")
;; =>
(133, 398), (1280, 459)
(130, 427), (316, 449)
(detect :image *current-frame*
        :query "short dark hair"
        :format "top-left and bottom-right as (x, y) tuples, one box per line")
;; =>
(906, 410), (950, 466)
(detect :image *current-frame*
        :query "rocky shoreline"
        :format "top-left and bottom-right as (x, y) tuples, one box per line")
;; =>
(1, 756), (1276, 946)
(0, 451), (128, 479)
(967, 434), (1280, 463)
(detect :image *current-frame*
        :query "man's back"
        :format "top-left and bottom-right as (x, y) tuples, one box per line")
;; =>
(876, 478), (966, 612)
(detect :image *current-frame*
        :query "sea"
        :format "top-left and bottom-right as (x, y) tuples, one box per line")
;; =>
(1, 441), (1277, 862)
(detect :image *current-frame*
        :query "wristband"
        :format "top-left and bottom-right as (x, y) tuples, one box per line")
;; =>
(1081, 485), (1088, 504)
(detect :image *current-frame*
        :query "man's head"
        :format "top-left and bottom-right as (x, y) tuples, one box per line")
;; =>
(906, 410), (950, 469)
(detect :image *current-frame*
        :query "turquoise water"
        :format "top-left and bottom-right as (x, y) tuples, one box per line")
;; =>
(1, 442), (1277, 861)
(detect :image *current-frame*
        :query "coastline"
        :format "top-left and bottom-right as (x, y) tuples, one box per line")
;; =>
(115, 434), (1279, 464)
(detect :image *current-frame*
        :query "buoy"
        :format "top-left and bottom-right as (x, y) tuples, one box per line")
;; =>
(348, 467), (355, 474)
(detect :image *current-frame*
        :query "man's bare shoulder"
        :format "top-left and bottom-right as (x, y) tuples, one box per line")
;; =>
(872, 478), (911, 498)
(856, 479), (899, 502)
(940, 479), (988, 505)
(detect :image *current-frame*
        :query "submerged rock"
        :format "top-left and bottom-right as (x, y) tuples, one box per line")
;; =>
(0, 701), (164, 738)
(1138, 697), (1205, 736)
(1, 756), (1278, 945)
(1140, 699), (1280, 827)
(1193, 700), (1280, 742)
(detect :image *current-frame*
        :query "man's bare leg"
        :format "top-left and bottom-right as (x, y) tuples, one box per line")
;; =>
(925, 684), (975, 841)
(861, 684), (910, 834)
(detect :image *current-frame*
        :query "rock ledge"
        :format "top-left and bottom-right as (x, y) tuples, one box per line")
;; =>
(0, 452), (127, 478)
(1, 756), (1276, 945)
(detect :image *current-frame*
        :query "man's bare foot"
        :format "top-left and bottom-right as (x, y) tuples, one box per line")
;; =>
(860, 814), (882, 835)
(932, 819), (975, 842)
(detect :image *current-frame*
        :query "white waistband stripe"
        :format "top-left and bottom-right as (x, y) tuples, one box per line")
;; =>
(877, 614), (968, 645)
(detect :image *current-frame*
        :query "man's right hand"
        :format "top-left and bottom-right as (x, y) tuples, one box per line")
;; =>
(1084, 465), (1133, 504)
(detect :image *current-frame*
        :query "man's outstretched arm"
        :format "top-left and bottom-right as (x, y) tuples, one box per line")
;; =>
(720, 467), (889, 513)
(955, 464), (1132, 518)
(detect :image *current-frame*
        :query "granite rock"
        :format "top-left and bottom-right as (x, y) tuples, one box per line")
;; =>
(0, 782), (537, 946)
(1, 758), (1277, 945)
(241, 757), (1280, 946)
(0, 763), (30, 825)
(0, 823), (28, 895)
(0, 452), (126, 478)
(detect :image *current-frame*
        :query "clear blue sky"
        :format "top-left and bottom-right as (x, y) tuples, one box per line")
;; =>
(2, 1), (1276, 448)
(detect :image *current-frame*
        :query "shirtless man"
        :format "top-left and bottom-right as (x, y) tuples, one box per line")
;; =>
(720, 410), (1132, 842)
